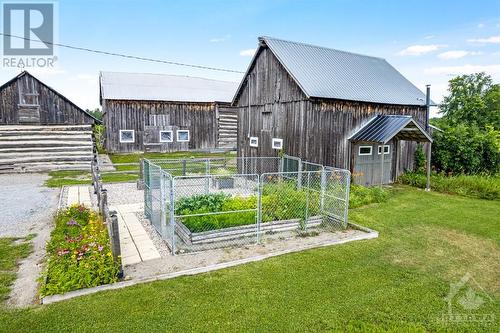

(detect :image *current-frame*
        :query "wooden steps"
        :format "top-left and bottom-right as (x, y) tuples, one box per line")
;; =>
(0, 125), (94, 173)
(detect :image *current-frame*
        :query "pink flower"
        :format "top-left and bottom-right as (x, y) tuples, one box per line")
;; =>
(66, 219), (80, 227)
(98, 245), (104, 252)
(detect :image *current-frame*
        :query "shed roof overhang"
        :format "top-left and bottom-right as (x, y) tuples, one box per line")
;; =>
(349, 115), (432, 144)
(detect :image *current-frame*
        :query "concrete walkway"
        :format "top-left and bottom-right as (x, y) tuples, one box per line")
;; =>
(111, 203), (161, 266)
(65, 186), (160, 266)
(66, 186), (92, 207)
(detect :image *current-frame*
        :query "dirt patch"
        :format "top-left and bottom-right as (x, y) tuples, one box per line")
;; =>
(386, 225), (500, 295)
(124, 227), (373, 280)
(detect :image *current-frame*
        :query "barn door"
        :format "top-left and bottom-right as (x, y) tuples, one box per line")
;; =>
(352, 143), (393, 185)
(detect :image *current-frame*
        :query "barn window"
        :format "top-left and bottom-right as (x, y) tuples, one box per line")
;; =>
(358, 146), (372, 156)
(159, 130), (173, 143)
(272, 138), (283, 150)
(377, 145), (390, 155)
(119, 130), (135, 143)
(177, 130), (190, 142)
(250, 137), (259, 147)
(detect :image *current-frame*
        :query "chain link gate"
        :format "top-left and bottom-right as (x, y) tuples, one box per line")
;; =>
(143, 156), (351, 254)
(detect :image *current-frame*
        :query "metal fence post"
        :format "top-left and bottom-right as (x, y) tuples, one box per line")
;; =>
(205, 159), (210, 194)
(343, 171), (351, 228)
(182, 160), (187, 176)
(169, 177), (176, 255)
(320, 167), (326, 213)
(297, 160), (303, 190)
(304, 172), (310, 230)
(160, 173), (168, 238)
(256, 175), (263, 244)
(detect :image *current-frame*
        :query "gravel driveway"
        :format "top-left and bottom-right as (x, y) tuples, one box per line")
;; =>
(0, 173), (59, 237)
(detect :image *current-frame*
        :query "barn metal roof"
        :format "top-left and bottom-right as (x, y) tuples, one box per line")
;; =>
(100, 71), (238, 103)
(349, 115), (432, 143)
(258, 37), (433, 106)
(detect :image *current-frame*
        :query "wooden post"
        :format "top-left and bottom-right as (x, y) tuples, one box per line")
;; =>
(108, 210), (123, 278)
(425, 142), (432, 191)
(182, 160), (187, 176)
(100, 189), (107, 218)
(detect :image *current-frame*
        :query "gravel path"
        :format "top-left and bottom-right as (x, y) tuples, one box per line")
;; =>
(0, 173), (59, 307)
(105, 182), (143, 206)
(0, 173), (59, 237)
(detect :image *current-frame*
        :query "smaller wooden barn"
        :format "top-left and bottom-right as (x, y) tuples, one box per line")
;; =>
(0, 71), (99, 172)
(99, 72), (239, 153)
(0, 71), (97, 125)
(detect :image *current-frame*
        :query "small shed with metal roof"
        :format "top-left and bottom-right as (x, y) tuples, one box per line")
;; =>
(233, 36), (433, 186)
(100, 71), (239, 153)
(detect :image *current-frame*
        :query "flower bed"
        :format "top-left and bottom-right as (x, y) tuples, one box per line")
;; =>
(40, 205), (120, 296)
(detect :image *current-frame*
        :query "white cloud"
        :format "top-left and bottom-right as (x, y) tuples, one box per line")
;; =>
(398, 44), (447, 56)
(424, 35), (435, 40)
(239, 49), (256, 57)
(424, 64), (500, 75)
(437, 50), (482, 60)
(209, 34), (231, 43)
(478, 23), (485, 28)
(467, 35), (500, 43)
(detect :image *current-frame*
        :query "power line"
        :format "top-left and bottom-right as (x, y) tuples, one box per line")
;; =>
(0, 33), (245, 74)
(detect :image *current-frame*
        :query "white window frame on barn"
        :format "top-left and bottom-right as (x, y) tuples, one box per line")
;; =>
(358, 146), (372, 156)
(159, 130), (173, 143)
(119, 130), (135, 143)
(177, 130), (190, 142)
(272, 138), (283, 150)
(249, 137), (259, 147)
(377, 145), (390, 155)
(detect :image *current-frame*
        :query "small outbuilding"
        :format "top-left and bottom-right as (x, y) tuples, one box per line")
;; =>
(100, 71), (239, 153)
(232, 36), (434, 186)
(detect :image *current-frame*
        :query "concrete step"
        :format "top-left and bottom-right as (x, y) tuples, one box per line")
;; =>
(0, 140), (92, 148)
(0, 134), (91, 141)
(0, 125), (92, 131)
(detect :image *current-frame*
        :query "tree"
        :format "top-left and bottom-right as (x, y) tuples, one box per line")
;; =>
(86, 108), (103, 121)
(439, 72), (499, 129)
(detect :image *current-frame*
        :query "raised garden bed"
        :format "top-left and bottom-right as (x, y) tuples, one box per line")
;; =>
(176, 216), (323, 245)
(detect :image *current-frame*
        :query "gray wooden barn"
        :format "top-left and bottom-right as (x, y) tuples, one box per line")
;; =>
(233, 37), (434, 186)
(100, 72), (239, 153)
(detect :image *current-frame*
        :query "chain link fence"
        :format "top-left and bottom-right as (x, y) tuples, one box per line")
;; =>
(143, 156), (350, 254)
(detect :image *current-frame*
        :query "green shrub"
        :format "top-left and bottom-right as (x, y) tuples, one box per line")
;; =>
(40, 205), (120, 296)
(349, 185), (389, 208)
(398, 172), (500, 200)
(431, 123), (500, 175)
(93, 124), (106, 154)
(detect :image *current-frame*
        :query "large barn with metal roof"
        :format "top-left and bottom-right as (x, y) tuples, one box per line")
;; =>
(100, 71), (239, 153)
(232, 36), (433, 186)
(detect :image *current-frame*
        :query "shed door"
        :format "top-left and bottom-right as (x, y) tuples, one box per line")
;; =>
(352, 143), (393, 185)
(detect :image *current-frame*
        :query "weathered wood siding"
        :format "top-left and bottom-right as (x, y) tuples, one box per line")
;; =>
(103, 100), (232, 153)
(217, 105), (238, 149)
(234, 45), (426, 179)
(0, 72), (95, 125)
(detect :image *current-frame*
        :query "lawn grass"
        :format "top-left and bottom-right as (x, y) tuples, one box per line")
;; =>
(0, 238), (32, 303)
(0, 186), (498, 332)
(44, 151), (233, 187)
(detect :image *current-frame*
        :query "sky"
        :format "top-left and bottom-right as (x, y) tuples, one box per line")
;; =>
(1, 0), (500, 118)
